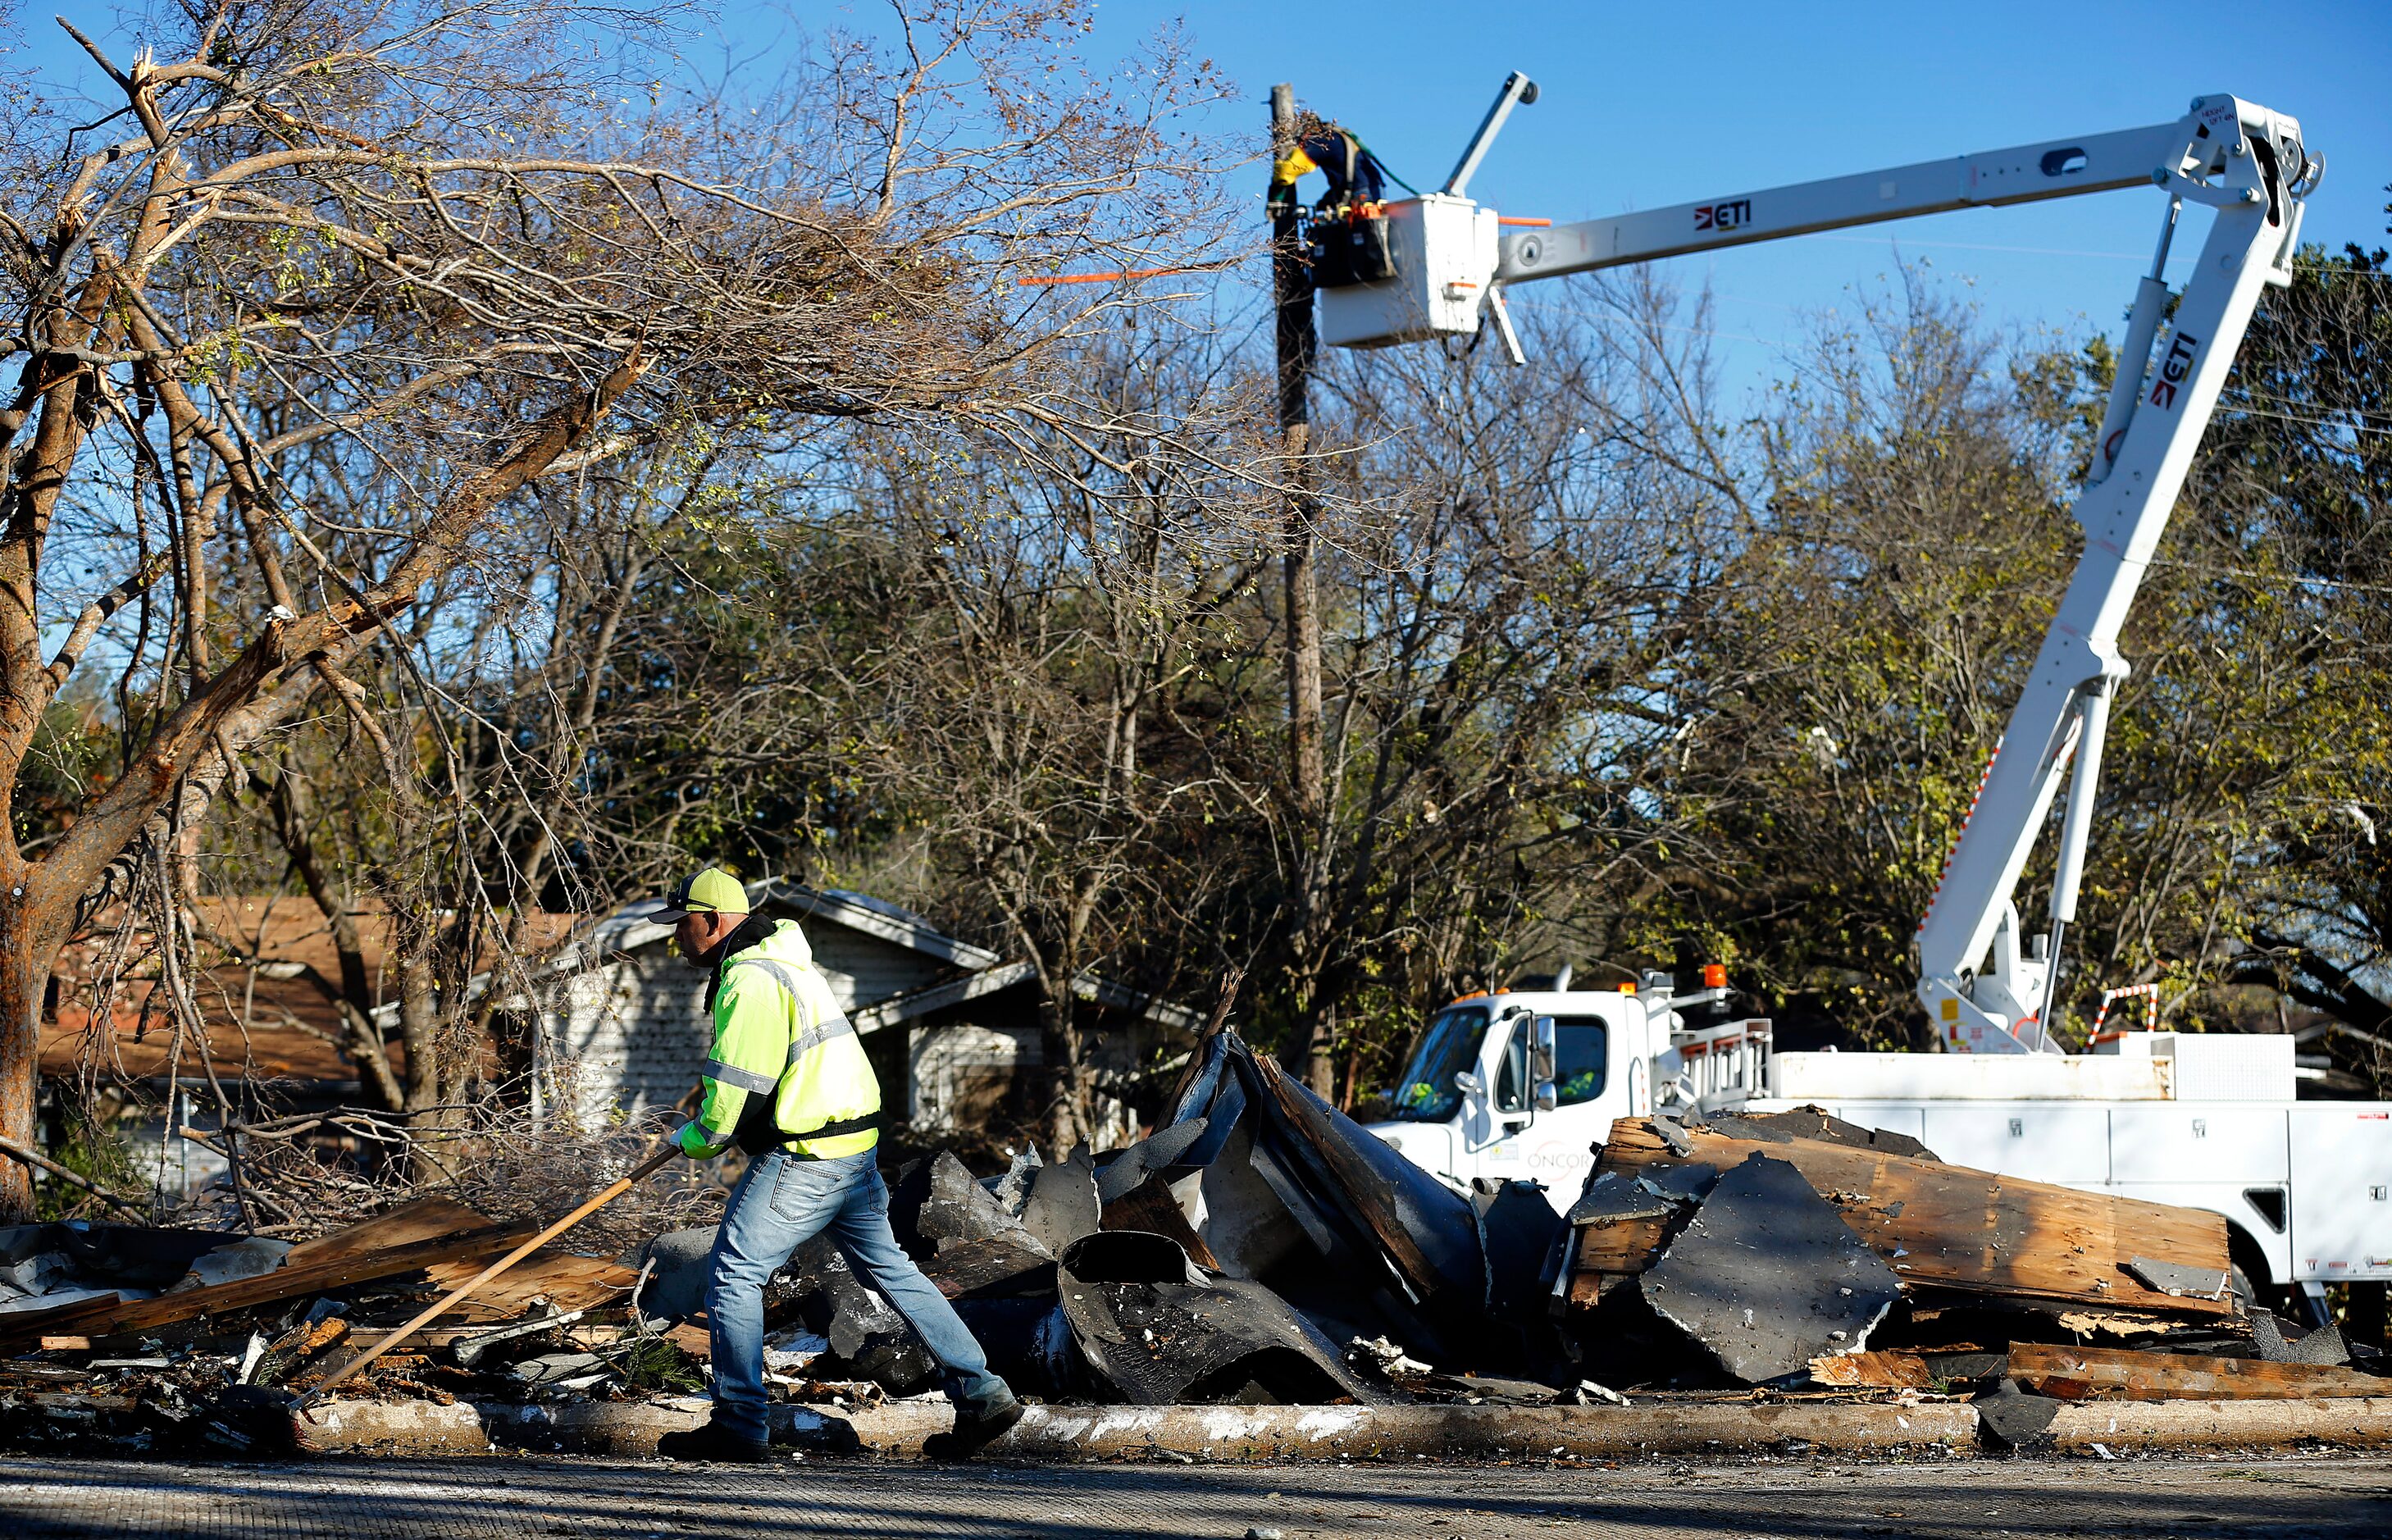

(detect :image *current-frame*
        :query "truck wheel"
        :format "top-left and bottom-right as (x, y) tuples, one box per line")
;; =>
(2229, 1263), (2288, 1319)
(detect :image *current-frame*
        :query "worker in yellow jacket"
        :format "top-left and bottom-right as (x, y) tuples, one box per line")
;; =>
(651, 867), (1023, 1462)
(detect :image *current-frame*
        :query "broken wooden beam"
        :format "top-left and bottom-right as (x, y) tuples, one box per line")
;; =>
(0, 1213), (527, 1349)
(2007, 1342), (2392, 1402)
(1586, 1118), (2236, 1318)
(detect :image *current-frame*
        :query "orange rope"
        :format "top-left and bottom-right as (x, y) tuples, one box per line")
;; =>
(1017, 266), (1196, 287)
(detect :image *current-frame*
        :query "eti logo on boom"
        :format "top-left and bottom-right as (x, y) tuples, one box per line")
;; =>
(2148, 331), (2201, 409)
(1695, 198), (1752, 233)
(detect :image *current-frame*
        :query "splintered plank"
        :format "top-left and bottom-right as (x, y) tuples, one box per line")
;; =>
(285, 1197), (498, 1267)
(1593, 1119), (2235, 1318)
(2009, 1342), (2392, 1401)
(1574, 1212), (1674, 1274)
(1809, 1350), (1937, 1390)
(420, 1250), (640, 1313)
(0, 1223), (530, 1348)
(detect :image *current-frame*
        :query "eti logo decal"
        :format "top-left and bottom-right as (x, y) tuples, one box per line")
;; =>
(2148, 330), (2202, 409)
(1695, 198), (1752, 233)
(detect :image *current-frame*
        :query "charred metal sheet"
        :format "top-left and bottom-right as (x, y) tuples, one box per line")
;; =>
(1566, 1172), (1675, 1228)
(1059, 1231), (1202, 1286)
(1055, 1232), (1384, 1406)
(1474, 1179), (1567, 1326)
(2123, 1255), (2232, 1301)
(1095, 1118), (1210, 1205)
(1634, 1164), (1719, 1205)
(1148, 1032), (1489, 1347)
(890, 1151), (1049, 1262)
(990, 1147), (1042, 1215)
(1975, 1378), (2062, 1451)
(1640, 1152), (1902, 1385)
(1022, 1146), (1101, 1258)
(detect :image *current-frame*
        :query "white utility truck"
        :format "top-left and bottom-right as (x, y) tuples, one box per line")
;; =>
(1299, 78), (2391, 1306)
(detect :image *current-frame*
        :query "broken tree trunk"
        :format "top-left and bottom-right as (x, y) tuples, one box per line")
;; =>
(1583, 1119), (2236, 1319)
(2007, 1342), (2392, 1401)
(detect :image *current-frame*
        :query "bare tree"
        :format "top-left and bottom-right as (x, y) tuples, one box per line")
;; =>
(0, 0), (1231, 1214)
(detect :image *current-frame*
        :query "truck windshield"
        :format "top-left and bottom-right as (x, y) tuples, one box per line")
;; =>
(1387, 1005), (1489, 1121)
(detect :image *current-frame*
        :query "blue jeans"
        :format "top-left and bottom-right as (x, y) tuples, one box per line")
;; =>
(705, 1147), (1011, 1442)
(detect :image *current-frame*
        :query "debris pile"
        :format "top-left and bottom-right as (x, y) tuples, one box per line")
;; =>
(0, 1196), (712, 1455)
(1555, 1107), (2386, 1443)
(2, 1036), (2385, 1459)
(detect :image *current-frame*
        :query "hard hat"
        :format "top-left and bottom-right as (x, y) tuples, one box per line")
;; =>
(656, 866), (749, 921)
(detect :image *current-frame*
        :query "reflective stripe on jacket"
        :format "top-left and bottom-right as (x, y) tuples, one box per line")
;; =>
(677, 918), (880, 1160)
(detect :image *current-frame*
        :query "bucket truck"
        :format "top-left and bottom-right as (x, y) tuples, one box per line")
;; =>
(1312, 80), (2391, 1308)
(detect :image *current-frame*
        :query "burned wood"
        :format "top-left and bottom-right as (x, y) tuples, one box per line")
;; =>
(2007, 1342), (2392, 1402)
(918, 1237), (1058, 1301)
(419, 1251), (640, 1314)
(1100, 1173), (1223, 1272)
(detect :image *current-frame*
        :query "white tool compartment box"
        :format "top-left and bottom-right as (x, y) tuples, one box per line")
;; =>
(1315, 195), (1498, 348)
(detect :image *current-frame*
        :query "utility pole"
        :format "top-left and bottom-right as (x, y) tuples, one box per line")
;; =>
(1269, 83), (1333, 1094)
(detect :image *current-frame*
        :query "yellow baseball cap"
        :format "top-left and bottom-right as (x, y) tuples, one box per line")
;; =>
(656, 866), (749, 920)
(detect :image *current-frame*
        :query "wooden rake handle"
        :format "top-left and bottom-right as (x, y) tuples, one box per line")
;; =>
(301, 1142), (680, 1406)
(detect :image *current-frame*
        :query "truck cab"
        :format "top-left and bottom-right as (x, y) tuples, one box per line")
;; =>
(1360, 972), (1759, 1214)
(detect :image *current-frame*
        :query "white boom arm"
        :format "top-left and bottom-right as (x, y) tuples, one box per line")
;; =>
(1909, 98), (2313, 1052)
(1493, 122), (2188, 283)
(1314, 89), (2318, 1055)
(1511, 96), (2317, 1053)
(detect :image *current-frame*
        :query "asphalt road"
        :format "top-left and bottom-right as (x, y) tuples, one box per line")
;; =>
(2, 1451), (2388, 1538)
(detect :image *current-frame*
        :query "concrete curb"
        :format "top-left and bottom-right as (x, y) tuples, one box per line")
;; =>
(2049, 1396), (2392, 1452)
(291, 1397), (1976, 1460)
(869, 1401), (1975, 1460)
(290, 1397), (844, 1457)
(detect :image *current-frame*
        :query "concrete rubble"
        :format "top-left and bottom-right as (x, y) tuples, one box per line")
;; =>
(2, 1033), (2388, 1460)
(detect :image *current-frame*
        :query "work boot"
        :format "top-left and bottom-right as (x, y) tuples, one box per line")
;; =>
(922, 1392), (1026, 1460)
(657, 1420), (772, 1463)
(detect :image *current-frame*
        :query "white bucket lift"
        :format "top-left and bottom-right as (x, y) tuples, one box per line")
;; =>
(1308, 71), (1533, 358)
(1315, 194), (1501, 349)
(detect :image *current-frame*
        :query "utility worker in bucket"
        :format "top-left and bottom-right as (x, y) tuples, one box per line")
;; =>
(650, 866), (1024, 1462)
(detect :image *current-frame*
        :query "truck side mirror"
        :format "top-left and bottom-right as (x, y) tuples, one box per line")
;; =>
(1454, 1069), (1487, 1100)
(1533, 1079), (1558, 1111)
(1532, 1015), (1556, 1082)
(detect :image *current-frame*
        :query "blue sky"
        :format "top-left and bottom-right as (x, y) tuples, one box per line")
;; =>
(1092, 0), (2391, 399)
(16, 2), (2388, 402)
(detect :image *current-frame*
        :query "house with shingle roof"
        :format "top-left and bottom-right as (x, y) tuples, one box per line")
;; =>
(539, 879), (1195, 1149)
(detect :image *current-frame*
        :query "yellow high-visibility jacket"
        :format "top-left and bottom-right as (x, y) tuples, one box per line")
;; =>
(677, 919), (879, 1160)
